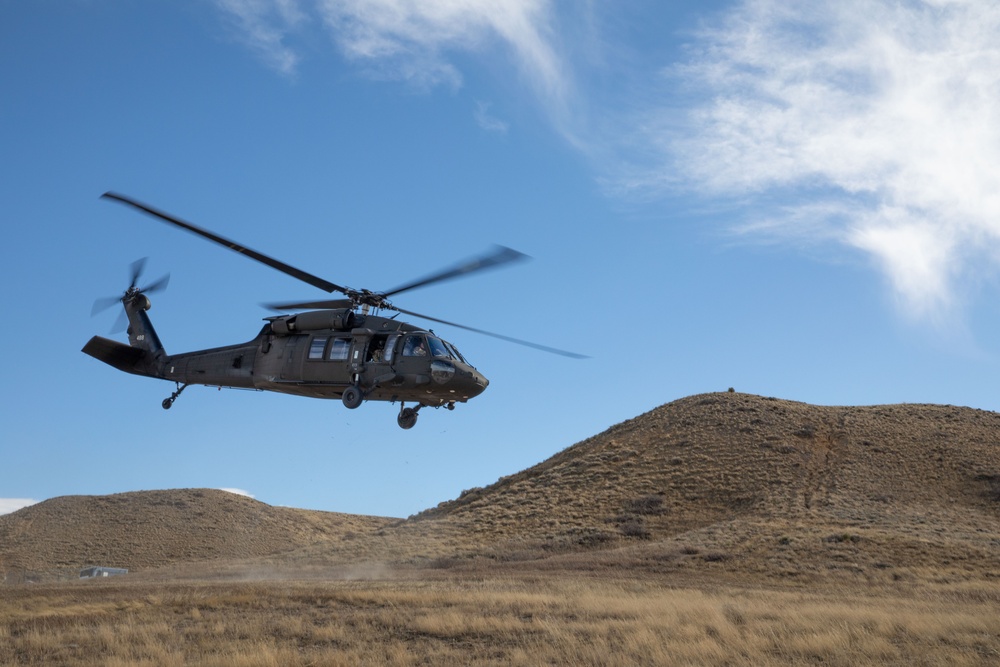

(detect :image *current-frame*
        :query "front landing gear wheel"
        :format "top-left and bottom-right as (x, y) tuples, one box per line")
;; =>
(342, 385), (363, 409)
(162, 398), (173, 410)
(397, 407), (418, 430)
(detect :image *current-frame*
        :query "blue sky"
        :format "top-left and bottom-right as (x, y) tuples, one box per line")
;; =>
(3, 0), (1000, 517)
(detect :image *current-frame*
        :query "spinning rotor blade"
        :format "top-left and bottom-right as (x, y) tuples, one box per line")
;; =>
(91, 295), (123, 317)
(91, 257), (170, 333)
(140, 273), (171, 294)
(91, 257), (169, 316)
(101, 192), (345, 294)
(101, 192), (582, 358)
(394, 306), (589, 359)
(111, 309), (129, 335)
(263, 298), (355, 311)
(382, 245), (528, 298)
(125, 257), (170, 295)
(128, 257), (147, 288)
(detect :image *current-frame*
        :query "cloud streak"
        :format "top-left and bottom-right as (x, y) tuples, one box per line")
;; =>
(317, 0), (570, 115)
(214, 0), (306, 75)
(474, 101), (509, 133)
(211, 0), (572, 127)
(219, 488), (255, 498)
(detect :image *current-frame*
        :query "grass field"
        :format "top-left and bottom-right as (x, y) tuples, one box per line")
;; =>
(4, 569), (1000, 666)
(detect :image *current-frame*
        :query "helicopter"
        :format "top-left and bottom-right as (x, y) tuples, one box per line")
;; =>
(83, 192), (584, 429)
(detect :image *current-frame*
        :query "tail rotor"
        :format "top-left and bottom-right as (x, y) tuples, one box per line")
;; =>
(91, 258), (170, 333)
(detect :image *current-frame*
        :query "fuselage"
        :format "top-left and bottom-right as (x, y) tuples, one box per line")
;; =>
(129, 310), (489, 407)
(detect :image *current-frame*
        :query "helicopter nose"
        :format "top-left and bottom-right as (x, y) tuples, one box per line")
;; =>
(456, 367), (489, 399)
(472, 369), (489, 394)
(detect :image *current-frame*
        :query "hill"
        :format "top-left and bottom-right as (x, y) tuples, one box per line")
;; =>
(419, 392), (1000, 530)
(0, 488), (392, 579)
(5, 393), (1000, 583)
(387, 392), (1000, 580)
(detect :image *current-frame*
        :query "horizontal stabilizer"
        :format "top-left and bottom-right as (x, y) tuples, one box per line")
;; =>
(82, 336), (151, 376)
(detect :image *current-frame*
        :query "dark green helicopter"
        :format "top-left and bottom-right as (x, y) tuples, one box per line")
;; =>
(84, 193), (583, 429)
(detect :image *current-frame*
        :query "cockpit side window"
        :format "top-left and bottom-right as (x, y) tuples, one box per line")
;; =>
(427, 337), (452, 359)
(402, 334), (428, 357)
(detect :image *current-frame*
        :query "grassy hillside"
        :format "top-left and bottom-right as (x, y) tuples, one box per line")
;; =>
(389, 392), (1000, 582)
(0, 488), (392, 579)
(4, 392), (1000, 584)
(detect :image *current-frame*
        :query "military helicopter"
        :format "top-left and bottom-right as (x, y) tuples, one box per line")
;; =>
(83, 193), (584, 429)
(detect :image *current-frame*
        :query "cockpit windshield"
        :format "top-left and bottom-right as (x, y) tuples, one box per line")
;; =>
(427, 337), (453, 359)
(443, 340), (467, 364)
(401, 334), (468, 364)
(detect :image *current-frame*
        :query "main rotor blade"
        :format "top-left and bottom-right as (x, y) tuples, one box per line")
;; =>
(394, 306), (589, 359)
(382, 245), (529, 298)
(263, 298), (355, 311)
(102, 192), (346, 295)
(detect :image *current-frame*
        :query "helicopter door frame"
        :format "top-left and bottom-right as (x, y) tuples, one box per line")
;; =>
(301, 334), (354, 385)
(360, 332), (399, 390)
(348, 328), (373, 381)
(381, 333), (401, 365)
(280, 334), (306, 380)
(302, 335), (329, 382)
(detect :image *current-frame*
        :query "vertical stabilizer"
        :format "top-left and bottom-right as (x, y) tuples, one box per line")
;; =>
(124, 293), (167, 360)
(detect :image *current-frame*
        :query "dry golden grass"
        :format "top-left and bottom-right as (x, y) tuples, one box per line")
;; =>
(3, 572), (1000, 666)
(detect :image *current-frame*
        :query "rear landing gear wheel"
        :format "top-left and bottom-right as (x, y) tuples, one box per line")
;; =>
(342, 385), (363, 410)
(397, 407), (418, 430)
(162, 382), (188, 410)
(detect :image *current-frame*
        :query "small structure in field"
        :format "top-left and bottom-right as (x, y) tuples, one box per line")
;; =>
(80, 566), (128, 579)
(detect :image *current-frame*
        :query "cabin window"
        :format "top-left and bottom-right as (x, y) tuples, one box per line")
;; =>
(327, 337), (350, 361)
(402, 334), (428, 357)
(308, 336), (328, 360)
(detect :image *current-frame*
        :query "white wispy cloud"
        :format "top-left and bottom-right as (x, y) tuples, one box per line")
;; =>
(219, 487), (254, 498)
(474, 100), (509, 133)
(210, 0), (1000, 320)
(0, 498), (38, 515)
(317, 0), (566, 96)
(219, 488), (256, 498)
(211, 1), (571, 127)
(214, 0), (306, 75)
(650, 0), (1000, 318)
